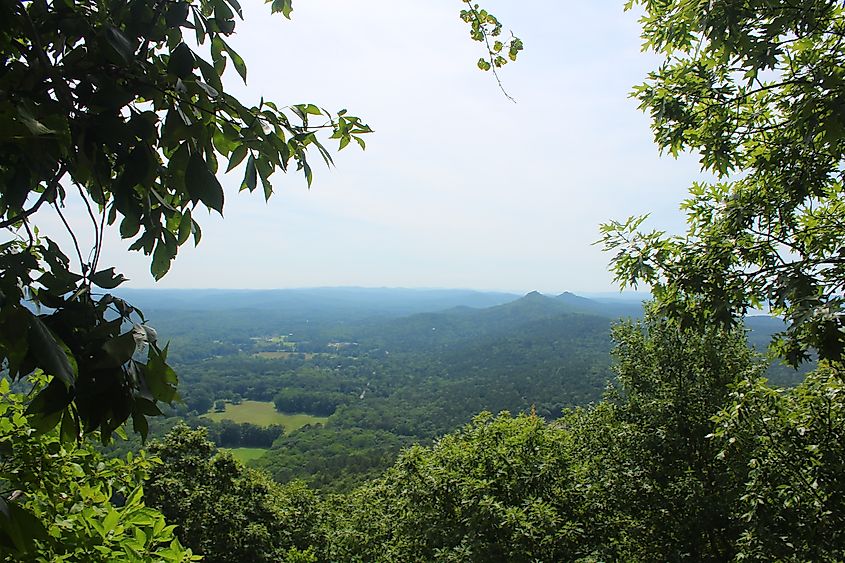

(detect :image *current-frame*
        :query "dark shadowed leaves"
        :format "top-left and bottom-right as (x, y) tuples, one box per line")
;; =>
(186, 152), (224, 213)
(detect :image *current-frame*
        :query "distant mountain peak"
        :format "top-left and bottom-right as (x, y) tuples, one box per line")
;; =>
(556, 292), (591, 302)
(524, 290), (545, 299)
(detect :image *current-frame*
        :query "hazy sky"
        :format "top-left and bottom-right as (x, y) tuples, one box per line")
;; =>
(45, 0), (710, 293)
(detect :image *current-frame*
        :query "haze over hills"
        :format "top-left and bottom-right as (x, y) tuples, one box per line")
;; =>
(116, 287), (646, 318)
(352, 290), (643, 353)
(116, 287), (521, 318)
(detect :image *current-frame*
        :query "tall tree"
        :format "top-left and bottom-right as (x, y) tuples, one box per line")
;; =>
(601, 0), (845, 368)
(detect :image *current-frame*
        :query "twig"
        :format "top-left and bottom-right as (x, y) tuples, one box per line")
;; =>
(466, 5), (516, 103)
(76, 183), (100, 271)
(52, 200), (86, 277)
(0, 165), (66, 229)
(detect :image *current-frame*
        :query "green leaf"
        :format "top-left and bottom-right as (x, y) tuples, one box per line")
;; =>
(242, 154), (257, 191)
(221, 40), (247, 82)
(143, 345), (179, 404)
(16, 107), (55, 136)
(89, 267), (128, 289)
(0, 498), (48, 554)
(103, 26), (135, 64)
(191, 218), (202, 246)
(226, 144), (248, 172)
(177, 209), (193, 245)
(102, 509), (120, 535)
(132, 410), (149, 441)
(60, 408), (79, 443)
(119, 214), (141, 239)
(186, 152), (224, 213)
(165, 2), (190, 27)
(27, 317), (77, 388)
(271, 0), (293, 19)
(25, 380), (73, 433)
(151, 241), (173, 280)
(102, 332), (138, 367)
(302, 103), (322, 116)
(168, 43), (196, 79)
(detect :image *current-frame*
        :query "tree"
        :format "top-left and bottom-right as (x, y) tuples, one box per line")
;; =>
(600, 0), (845, 368)
(0, 0), (521, 443)
(711, 364), (845, 560)
(144, 423), (322, 563)
(567, 310), (763, 561)
(0, 374), (199, 561)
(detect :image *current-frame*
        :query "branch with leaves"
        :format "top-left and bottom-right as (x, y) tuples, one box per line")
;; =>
(603, 0), (845, 369)
(460, 1), (524, 101)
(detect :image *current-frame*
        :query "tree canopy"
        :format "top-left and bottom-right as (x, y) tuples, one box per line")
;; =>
(601, 0), (845, 368)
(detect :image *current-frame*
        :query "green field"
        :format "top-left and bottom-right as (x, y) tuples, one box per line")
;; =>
(203, 400), (328, 433)
(220, 447), (268, 463)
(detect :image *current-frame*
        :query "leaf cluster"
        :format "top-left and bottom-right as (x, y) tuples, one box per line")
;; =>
(0, 377), (199, 561)
(0, 0), (370, 447)
(603, 0), (845, 367)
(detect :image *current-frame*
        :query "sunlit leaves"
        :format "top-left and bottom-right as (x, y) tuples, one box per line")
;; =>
(604, 1), (845, 367)
(269, 0), (294, 20)
(460, 1), (523, 75)
(710, 364), (845, 559)
(0, 382), (200, 560)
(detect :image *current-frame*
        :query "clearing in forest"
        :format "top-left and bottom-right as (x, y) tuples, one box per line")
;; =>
(203, 400), (328, 432)
(220, 447), (269, 463)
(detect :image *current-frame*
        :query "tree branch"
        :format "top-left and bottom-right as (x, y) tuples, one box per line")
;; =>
(0, 165), (66, 229)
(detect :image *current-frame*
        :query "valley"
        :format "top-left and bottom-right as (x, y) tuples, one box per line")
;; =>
(107, 287), (801, 491)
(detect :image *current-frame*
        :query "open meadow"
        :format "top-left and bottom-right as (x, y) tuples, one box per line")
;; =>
(203, 400), (328, 433)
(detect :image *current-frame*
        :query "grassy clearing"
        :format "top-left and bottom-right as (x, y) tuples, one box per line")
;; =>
(254, 351), (295, 359)
(220, 447), (268, 463)
(203, 400), (328, 433)
(253, 351), (318, 360)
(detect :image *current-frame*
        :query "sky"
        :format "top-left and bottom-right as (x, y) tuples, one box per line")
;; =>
(43, 0), (710, 294)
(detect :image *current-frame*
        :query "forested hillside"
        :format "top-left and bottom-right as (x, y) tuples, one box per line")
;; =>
(97, 288), (802, 492)
(99, 289), (630, 490)
(2, 0), (843, 561)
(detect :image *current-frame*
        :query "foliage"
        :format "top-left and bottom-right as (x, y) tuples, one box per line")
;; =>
(0, 0), (373, 445)
(314, 310), (844, 561)
(255, 426), (413, 493)
(273, 388), (349, 417)
(566, 311), (763, 561)
(601, 0), (845, 366)
(0, 375), (198, 561)
(112, 291), (797, 491)
(459, 0), (523, 100)
(323, 411), (586, 563)
(144, 423), (322, 563)
(712, 363), (845, 561)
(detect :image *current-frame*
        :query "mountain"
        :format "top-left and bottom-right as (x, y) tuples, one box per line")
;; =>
(555, 291), (644, 318)
(115, 287), (518, 318)
(355, 291), (637, 353)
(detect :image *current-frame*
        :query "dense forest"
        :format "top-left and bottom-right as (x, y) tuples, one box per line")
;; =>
(100, 288), (807, 493)
(2, 0), (844, 561)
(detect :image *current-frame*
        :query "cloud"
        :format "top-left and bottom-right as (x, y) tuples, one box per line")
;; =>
(35, 1), (705, 293)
